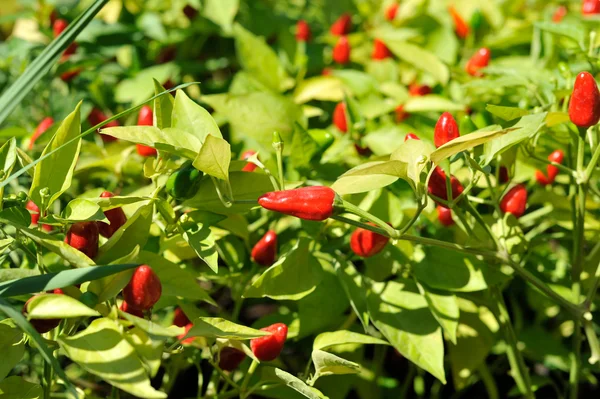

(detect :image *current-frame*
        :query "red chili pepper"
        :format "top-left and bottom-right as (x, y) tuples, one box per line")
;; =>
(553, 5), (568, 22)
(250, 323), (288, 361)
(60, 68), (81, 82)
(437, 205), (454, 226)
(434, 112), (460, 148)
(29, 117), (54, 150)
(53, 19), (77, 59)
(428, 167), (464, 203)
(88, 108), (119, 142)
(499, 166), (510, 184)
(218, 347), (247, 371)
(404, 133), (420, 141)
(120, 301), (143, 318)
(241, 150), (258, 172)
(449, 6), (470, 39)
(465, 48), (491, 77)
(173, 307), (191, 327)
(535, 150), (565, 185)
(258, 186), (337, 221)
(408, 83), (432, 96)
(178, 323), (195, 345)
(500, 184), (527, 218)
(372, 39), (392, 60)
(333, 102), (348, 133)
(136, 105), (157, 157)
(583, 0), (600, 15)
(333, 36), (351, 64)
(65, 222), (99, 259)
(569, 71), (600, 128)
(330, 13), (351, 35)
(251, 230), (277, 266)
(97, 191), (127, 238)
(385, 3), (399, 21)
(26, 200), (53, 232)
(122, 265), (162, 311)
(395, 105), (408, 122)
(350, 223), (389, 257)
(23, 294), (62, 333)
(296, 20), (311, 42)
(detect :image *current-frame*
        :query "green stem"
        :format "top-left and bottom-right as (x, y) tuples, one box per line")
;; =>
(240, 360), (258, 398)
(584, 261), (600, 309)
(339, 200), (399, 239)
(584, 139), (600, 183)
(584, 320), (600, 365)
(43, 359), (52, 399)
(398, 202), (425, 235)
(478, 362), (499, 399)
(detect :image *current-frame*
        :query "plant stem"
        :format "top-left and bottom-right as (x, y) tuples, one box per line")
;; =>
(584, 320), (600, 365)
(584, 261), (600, 309)
(478, 362), (499, 399)
(339, 200), (399, 239)
(240, 359), (258, 398)
(584, 138), (600, 182)
(43, 359), (52, 399)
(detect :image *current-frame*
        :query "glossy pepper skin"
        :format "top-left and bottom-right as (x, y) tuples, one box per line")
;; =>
(251, 230), (278, 266)
(437, 205), (454, 226)
(385, 3), (399, 21)
(166, 162), (203, 200)
(434, 112), (460, 148)
(173, 307), (190, 327)
(330, 13), (351, 35)
(296, 20), (311, 42)
(241, 150), (258, 172)
(404, 133), (420, 141)
(372, 39), (392, 60)
(583, 0), (600, 14)
(65, 222), (99, 259)
(569, 72), (600, 128)
(136, 105), (157, 157)
(26, 200), (53, 232)
(97, 191), (127, 238)
(500, 184), (528, 218)
(333, 36), (351, 64)
(120, 301), (143, 318)
(88, 108), (119, 142)
(258, 186), (337, 221)
(449, 6), (469, 39)
(23, 294), (62, 334)
(536, 150), (565, 185)
(428, 167), (464, 202)
(465, 48), (491, 77)
(250, 323), (288, 361)
(219, 347), (247, 371)
(30, 117), (54, 150)
(350, 223), (390, 257)
(123, 265), (162, 311)
(553, 5), (568, 22)
(333, 103), (348, 133)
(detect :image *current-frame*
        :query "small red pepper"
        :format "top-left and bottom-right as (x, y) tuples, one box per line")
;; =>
(465, 48), (491, 77)
(65, 221), (99, 259)
(428, 167), (464, 203)
(241, 150), (258, 172)
(136, 105), (157, 157)
(404, 133), (420, 141)
(372, 39), (392, 60)
(60, 68), (81, 82)
(122, 265), (162, 311)
(395, 105), (408, 122)
(583, 0), (600, 15)
(449, 6), (470, 39)
(385, 3), (399, 21)
(218, 347), (247, 371)
(258, 186), (337, 221)
(173, 307), (191, 327)
(350, 223), (390, 257)
(499, 166), (510, 184)
(26, 200), (53, 232)
(333, 36), (351, 64)
(330, 13), (351, 36)
(437, 205), (454, 226)
(23, 294), (62, 333)
(535, 150), (565, 185)
(434, 112), (460, 148)
(408, 83), (432, 96)
(120, 301), (143, 318)
(53, 19), (77, 60)
(251, 230), (277, 266)
(30, 117), (54, 150)
(569, 71), (600, 128)
(250, 323), (288, 361)
(97, 191), (127, 238)
(88, 108), (119, 142)
(500, 184), (527, 218)
(178, 323), (195, 345)
(553, 5), (568, 22)
(333, 102), (348, 133)
(296, 20), (311, 42)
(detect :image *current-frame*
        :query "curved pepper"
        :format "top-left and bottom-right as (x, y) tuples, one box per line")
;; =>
(465, 48), (491, 77)
(372, 39), (392, 60)
(65, 221), (99, 259)
(434, 112), (460, 148)
(428, 167), (464, 203)
(258, 186), (337, 221)
(385, 3), (399, 21)
(29, 117), (54, 150)
(333, 36), (350, 65)
(166, 162), (203, 200)
(296, 20), (311, 42)
(136, 105), (157, 157)
(330, 13), (351, 35)
(333, 102), (348, 133)
(449, 6), (469, 39)
(500, 184), (528, 218)
(350, 223), (390, 257)
(569, 71), (600, 128)
(250, 323), (288, 361)
(123, 265), (162, 311)
(251, 230), (278, 266)
(535, 149), (565, 185)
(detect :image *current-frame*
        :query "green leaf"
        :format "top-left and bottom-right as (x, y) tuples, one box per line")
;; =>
(335, 260), (370, 332)
(312, 350), (360, 380)
(0, 206), (31, 227)
(153, 80), (174, 129)
(290, 123), (319, 169)
(534, 21), (586, 48)
(331, 70), (379, 98)
(88, 249), (139, 303)
(0, 138), (17, 181)
(179, 212), (221, 274)
(57, 198), (108, 223)
(185, 317), (270, 340)
(294, 76), (345, 103)
(367, 280), (446, 383)
(202, 0), (239, 34)
(0, 376), (42, 399)
(233, 23), (292, 92)
(126, 327), (164, 378)
(331, 161), (402, 195)
(193, 135), (230, 181)
(119, 312), (184, 338)
(172, 90), (222, 142)
(58, 318), (167, 398)
(115, 63), (178, 104)
(383, 40), (449, 85)
(20, 227), (95, 268)
(418, 283), (459, 345)
(486, 104), (530, 121)
(0, 324), (24, 381)
(266, 367), (327, 399)
(26, 293), (100, 319)
(390, 139), (432, 190)
(403, 96), (465, 113)
(29, 103), (82, 210)
(313, 330), (389, 351)
(244, 238), (324, 300)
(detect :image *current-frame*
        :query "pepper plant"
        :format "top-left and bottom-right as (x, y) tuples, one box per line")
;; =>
(2, 1), (600, 398)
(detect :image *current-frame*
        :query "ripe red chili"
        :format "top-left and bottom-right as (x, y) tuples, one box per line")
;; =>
(395, 105), (408, 122)
(404, 133), (420, 141)
(250, 323), (288, 361)
(583, 0), (600, 15)
(333, 36), (351, 64)
(120, 301), (143, 318)
(97, 191), (127, 238)
(87, 108), (119, 142)
(437, 205), (454, 227)
(23, 294), (62, 334)
(553, 5), (568, 22)
(241, 150), (258, 172)
(372, 39), (391, 60)
(173, 307), (191, 327)
(258, 186), (337, 221)
(251, 230), (277, 266)
(333, 103), (348, 133)
(122, 265), (162, 311)
(408, 83), (432, 96)
(500, 184), (528, 218)
(465, 48), (491, 77)
(385, 3), (399, 21)
(26, 200), (53, 232)
(449, 6), (470, 39)
(136, 105), (157, 157)
(536, 150), (565, 185)
(65, 222), (99, 259)
(330, 13), (351, 35)
(428, 167), (464, 202)
(296, 20), (311, 42)
(53, 19), (78, 59)
(569, 71), (600, 128)
(350, 223), (390, 257)
(60, 68), (81, 82)
(434, 112), (460, 148)
(178, 323), (195, 345)
(218, 347), (247, 371)
(29, 117), (54, 150)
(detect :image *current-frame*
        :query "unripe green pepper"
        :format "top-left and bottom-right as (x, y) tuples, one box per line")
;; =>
(459, 115), (478, 134)
(166, 162), (203, 200)
(308, 129), (334, 152)
(470, 9), (483, 30)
